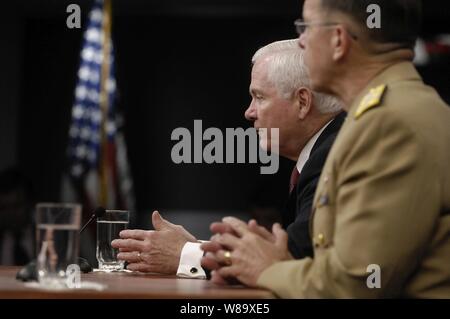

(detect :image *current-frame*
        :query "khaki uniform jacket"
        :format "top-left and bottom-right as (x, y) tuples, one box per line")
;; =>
(257, 62), (450, 298)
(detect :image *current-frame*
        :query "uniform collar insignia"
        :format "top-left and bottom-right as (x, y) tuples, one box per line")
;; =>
(354, 84), (387, 119)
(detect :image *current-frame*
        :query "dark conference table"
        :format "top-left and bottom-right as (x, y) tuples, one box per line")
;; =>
(0, 267), (274, 299)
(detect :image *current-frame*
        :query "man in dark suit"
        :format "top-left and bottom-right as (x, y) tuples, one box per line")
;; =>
(112, 39), (343, 277)
(283, 112), (344, 259)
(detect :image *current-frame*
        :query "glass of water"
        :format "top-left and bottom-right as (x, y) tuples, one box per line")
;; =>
(35, 203), (81, 288)
(96, 210), (129, 271)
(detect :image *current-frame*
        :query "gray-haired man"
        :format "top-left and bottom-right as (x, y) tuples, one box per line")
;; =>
(112, 39), (343, 278)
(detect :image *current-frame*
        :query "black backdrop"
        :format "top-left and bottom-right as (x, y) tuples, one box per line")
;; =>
(1, 0), (449, 219)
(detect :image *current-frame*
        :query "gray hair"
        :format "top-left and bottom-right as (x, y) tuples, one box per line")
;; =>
(252, 39), (342, 114)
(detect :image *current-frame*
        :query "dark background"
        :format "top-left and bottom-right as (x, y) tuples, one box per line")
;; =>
(1, 0), (449, 230)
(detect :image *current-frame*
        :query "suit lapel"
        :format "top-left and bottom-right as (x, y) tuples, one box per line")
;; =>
(282, 112), (346, 227)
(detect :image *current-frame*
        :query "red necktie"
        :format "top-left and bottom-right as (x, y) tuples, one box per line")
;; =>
(289, 166), (300, 194)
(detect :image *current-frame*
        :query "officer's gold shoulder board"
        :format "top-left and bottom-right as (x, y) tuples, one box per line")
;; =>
(354, 84), (387, 119)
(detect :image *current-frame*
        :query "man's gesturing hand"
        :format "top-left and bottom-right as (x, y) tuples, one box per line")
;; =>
(111, 211), (197, 274)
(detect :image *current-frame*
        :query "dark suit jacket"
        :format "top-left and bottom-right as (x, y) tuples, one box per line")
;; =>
(283, 112), (345, 259)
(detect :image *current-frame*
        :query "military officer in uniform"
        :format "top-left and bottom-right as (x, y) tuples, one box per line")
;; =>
(201, 0), (450, 298)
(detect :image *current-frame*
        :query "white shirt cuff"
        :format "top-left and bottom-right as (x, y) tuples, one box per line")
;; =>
(176, 241), (207, 279)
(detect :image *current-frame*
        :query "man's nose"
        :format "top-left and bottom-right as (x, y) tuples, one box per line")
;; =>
(244, 103), (257, 121)
(298, 33), (306, 49)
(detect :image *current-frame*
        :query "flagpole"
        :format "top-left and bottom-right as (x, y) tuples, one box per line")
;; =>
(99, 0), (112, 207)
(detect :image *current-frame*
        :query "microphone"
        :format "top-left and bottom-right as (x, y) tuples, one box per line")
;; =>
(79, 206), (106, 233)
(74, 207), (105, 274)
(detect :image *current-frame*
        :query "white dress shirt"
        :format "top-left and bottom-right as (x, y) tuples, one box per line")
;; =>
(176, 241), (207, 279)
(296, 120), (332, 174)
(176, 120), (333, 279)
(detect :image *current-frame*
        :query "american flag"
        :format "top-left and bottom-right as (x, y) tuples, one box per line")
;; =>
(68, 0), (115, 179)
(67, 0), (133, 210)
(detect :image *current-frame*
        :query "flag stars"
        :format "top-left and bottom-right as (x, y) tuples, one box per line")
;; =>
(78, 65), (101, 84)
(94, 51), (104, 65)
(76, 85), (88, 100)
(78, 66), (91, 81)
(91, 132), (101, 143)
(90, 70), (100, 84)
(71, 164), (84, 177)
(92, 110), (102, 123)
(81, 47), (103, 65)
(76, 144), (88, 159)
(85, 28), (103, 44)
(82, 47), (95, 62)
(69, 125), (79, 138)
(88, 89), (100, 103)
(72, 104), (85, 119)
(90, 8), (103, 23)
(80, 127), (92, 140)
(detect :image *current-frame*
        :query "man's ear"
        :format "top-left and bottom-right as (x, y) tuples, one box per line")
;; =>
(332, 25), (350, 61)
(295, 87), (312, 120)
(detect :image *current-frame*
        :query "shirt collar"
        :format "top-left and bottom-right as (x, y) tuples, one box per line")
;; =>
(296, 120), (333, 174)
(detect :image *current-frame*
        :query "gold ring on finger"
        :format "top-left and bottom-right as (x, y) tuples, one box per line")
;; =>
(223, 251), (232, 266)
